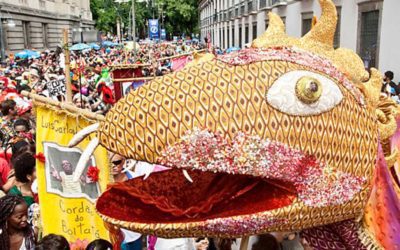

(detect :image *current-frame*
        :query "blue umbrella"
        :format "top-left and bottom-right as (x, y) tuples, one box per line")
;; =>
(70, 43), (91, 51)
(15, 50), (40, 59)
(102, 41), (119, 48)
(226, 47), (241, 53)
(89, 43), (100, 50)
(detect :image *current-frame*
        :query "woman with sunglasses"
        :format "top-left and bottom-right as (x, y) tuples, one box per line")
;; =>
(109, 153), (142, 250)
(110, 154), (127, 183)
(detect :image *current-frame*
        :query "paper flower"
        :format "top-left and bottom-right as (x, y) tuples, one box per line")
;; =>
(34, 152), (46, 163)
(70, 238), (89, 250)
(87, 166), (100, 182)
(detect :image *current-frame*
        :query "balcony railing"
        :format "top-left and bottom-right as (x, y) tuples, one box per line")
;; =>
(272, 0), (287, 5)
(259, 0), (288, 9)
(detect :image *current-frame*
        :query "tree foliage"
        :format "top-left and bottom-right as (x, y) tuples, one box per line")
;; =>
(90, 0), (199, 38)
(157, 0), (199, 36)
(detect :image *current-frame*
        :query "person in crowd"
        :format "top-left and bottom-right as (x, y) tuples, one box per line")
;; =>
(8, 152), (36, 207)
(0, 156), (15, 195)
(1, 99), (18, 137)
(0, 195), (36, 250)
(251, 234), (281, 250)
(13, 118), (34, 143)
(11, 140), (35, 162)
(381, 71), (399, 96)
(109, 153), (142, 250)
(50, 160), (92, 195)
(35, 234), (70, 250)
(110, 153), (128, 182)
(86, 239), (113, 250)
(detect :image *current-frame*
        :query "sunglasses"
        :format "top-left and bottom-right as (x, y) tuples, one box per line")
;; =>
(112, 160), (123, 166)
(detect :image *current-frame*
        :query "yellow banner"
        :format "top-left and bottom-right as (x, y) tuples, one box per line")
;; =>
(36, 106), (110, 244)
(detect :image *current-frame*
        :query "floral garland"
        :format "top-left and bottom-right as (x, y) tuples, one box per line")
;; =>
(159, 128), (365, 207)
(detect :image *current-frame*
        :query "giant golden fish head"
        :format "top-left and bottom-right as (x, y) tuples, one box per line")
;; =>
(95, 0), (386, 238)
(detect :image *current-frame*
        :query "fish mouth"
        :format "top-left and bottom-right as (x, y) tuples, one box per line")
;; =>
(96, 128), (365, 236)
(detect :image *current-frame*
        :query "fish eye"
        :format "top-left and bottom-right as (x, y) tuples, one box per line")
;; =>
(266, 70), (343, 116)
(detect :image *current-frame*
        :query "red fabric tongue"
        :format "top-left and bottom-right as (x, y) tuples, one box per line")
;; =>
(106, 169), (261, 218)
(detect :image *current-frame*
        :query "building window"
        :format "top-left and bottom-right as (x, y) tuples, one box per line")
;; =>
(334, 7), (341, 49)
(245, 25), (249, 44)
(265, 20), (269, 31)
(223, 28), (225, 48)
(302, 12), (313, 36)
(219, 28), (222, 47)
(302, 19), (312, 36)
(260, 0), (267, 9)
(248, 0), (253, 13)
(232, 26), (235, 47)
(252, 22), (257, 39)
(43, 23), (48, 48)
(239, 25), (242, 47)
(227, 27), (230, 48)
(22, 21), (30, 48)
(359, 10), (380, 68)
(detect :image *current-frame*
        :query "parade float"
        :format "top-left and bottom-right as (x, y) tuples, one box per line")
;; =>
(28, 0), (400, 248)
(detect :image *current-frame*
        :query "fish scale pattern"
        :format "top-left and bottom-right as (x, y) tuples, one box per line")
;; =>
(97, 59), (378, 235)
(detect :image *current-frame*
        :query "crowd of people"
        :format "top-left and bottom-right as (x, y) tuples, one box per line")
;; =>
(0, 40), (210, 250)
(2, 39), (395, 250)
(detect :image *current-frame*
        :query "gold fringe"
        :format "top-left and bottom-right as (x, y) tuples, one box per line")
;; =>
(357, 222), (384, 250)
(109, 63), (151, 70)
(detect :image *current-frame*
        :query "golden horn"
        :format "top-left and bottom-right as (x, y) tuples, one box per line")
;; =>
(311, 16), (318, 29)
(358, 68), (382, 107)
(385, 149), (398, 168)
(301, 0), (337, 48)
(251, 12), (286, 48)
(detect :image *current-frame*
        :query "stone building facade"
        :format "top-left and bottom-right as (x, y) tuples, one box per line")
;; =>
(199, 0), (400, 83)
(0, 0), (95, 53)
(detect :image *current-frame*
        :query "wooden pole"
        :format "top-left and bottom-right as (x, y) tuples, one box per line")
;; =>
(156, 49), (206, 61)
(108, 63), (152, 70)
(240, 236), (250, 250)
(113, 76), (155, 82)
(63, 28), (72, 103)
(21, 91), (105, 122)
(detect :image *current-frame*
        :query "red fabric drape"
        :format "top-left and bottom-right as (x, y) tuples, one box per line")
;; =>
(97, 169), (297, 224)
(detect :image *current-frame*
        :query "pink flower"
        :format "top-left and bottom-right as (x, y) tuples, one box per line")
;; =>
(70, 238), (89, 250)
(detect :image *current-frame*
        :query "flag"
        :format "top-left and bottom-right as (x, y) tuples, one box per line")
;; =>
(149, 19), (159, 39)
(171, 55), (190, 71)
(35, 105), (111, 245)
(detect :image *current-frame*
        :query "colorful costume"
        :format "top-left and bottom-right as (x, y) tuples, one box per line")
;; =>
(72, 0), (400, 248)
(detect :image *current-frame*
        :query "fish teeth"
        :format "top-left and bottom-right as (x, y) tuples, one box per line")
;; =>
(183, 170), (193, 183)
